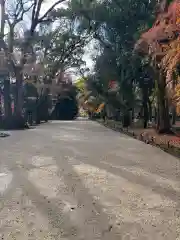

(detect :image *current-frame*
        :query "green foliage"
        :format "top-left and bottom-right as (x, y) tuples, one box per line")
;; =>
(75, 77), (87, 92)
(32, 19), (88, 79)
(67, 0), (157, 115)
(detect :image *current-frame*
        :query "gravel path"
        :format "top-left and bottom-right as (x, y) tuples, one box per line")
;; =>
(0, 120), (179, 239)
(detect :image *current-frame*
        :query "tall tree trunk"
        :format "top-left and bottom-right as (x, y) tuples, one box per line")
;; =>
(131, 106), (135, 121)
(148, 99), (152, 122)
(1, 0), (11, 124)
(154, 106), (157, 124)
(14, 35), (33, 126)
(156, 73), (171, 133)
(171, 73), (176, 125)
(171, 105), (176, 125)
(141, 83), (149, 128)
(4, 77), (11, 119)
(14, 67), (25, 127)
(0, 90), (2, 122)
(142, 91), (149, 128)
(0, 0), (5, 38)
(8, 25), (14, 53)
(15, 70), (23, 116)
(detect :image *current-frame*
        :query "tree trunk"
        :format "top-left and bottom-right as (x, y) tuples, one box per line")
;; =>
(171, 73), (177, 125)
(0, 0), (12, 127)
(142, 93), (149, 128)
(141, 83), (149, 128)
(131, 107), (135, 121)
(4, 78), (11, 118)
(0, 90), (2, 122)
(154, 106), (157, 124)
(0, 0), (5, 38)
(15, 69), (23, 114)
(172, 105), (176, 125)
(14, 68), (25, 128)
(122, 110), (130, 128)
(148, 99), (152, 122)
(156, 73), (171, 133)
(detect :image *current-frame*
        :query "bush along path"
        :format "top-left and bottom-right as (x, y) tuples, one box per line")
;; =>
(97, 119), (180, 158)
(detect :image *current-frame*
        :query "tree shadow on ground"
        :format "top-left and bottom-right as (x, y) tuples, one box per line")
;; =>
(6, 155), (122, 240)
(70, 143), (180, 204)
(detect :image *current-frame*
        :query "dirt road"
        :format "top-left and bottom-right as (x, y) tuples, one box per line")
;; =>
(0, 120), (179, 239)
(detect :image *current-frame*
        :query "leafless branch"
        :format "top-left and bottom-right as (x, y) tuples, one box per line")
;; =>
(31, 0), (38, 22)
(29, 0), (66, 36)
(6, 0), (34, 27)
(37, 0), (66, 23)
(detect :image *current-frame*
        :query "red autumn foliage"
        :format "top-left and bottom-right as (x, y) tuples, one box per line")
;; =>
(135, 0), (180, 56)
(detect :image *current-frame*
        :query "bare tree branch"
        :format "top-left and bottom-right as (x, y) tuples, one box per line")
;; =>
(29, 0), (66, 36)
(15, 0), (34, 25)
(6, 0), (34, 27)
(31, 0), (38, 22)
(37, 0), (66, 23)
(34, 0), (43, 22)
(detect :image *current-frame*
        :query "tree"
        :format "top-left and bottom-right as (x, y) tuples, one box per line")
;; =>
(75, 77), (87, 93)
(42, 25), (87, 81)
(5, 0), (67, 126)
(135, 0), (180, 133)
(0, 0), (12, 125)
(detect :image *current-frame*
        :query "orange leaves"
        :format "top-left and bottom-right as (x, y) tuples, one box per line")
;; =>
(174, 82), (180, 115)
(135, 0), (180, 57)
(174, 82), (180, 100)
(136, 1), (180, 79)
(160, 38), (180, 83)
(168, 0), (180, 26)
(96, 103), (105, 113)
(134, 0), (180, 118)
